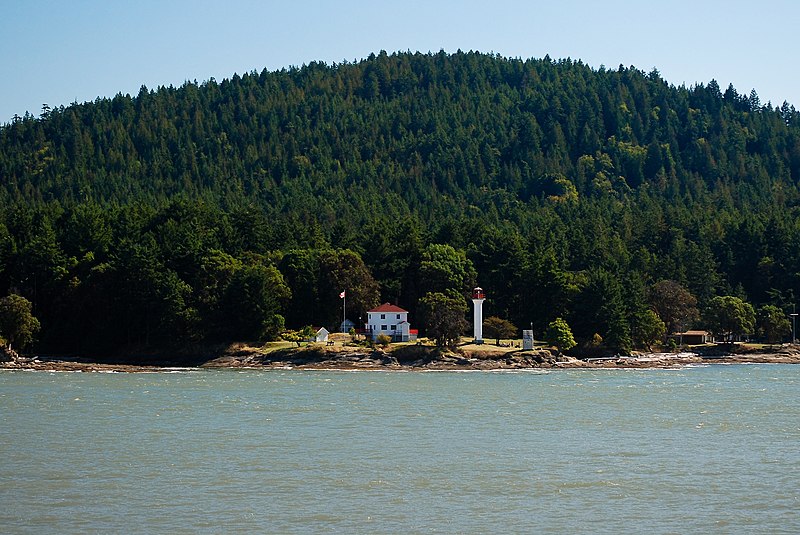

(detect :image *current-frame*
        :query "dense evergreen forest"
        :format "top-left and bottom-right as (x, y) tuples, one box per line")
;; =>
(1, 50), (799, 356)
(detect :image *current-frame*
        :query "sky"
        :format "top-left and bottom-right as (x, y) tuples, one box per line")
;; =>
(2, 0), (799, 123)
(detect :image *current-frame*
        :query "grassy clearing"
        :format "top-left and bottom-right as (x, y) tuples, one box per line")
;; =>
(248, 335), (553, 357)
(255, 341), (296, 353)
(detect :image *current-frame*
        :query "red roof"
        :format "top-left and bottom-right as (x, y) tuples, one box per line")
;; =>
(368, 303), (408, 313)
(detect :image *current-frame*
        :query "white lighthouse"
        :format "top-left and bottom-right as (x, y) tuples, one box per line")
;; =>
(471, 287), (485, 344)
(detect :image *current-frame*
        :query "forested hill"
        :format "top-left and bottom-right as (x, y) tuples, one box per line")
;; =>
(4, 50), (800, 216)
(1, 50), (800, 356)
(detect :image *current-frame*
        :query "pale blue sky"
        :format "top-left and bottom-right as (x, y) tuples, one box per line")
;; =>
(2, 0), (798, 123)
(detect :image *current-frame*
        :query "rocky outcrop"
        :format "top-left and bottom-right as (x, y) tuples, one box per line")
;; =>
(1, 346), (19, 363)
(5, 343), (800, 372)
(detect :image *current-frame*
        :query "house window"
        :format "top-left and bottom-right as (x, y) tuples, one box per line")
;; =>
(396, 314), (401, 319)
(381, 325), (387, 330)
(391, 325), (396, 330)
(381, 314), (385, 319)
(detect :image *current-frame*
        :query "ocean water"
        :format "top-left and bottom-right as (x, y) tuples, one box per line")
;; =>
(1, 365), (798, 534)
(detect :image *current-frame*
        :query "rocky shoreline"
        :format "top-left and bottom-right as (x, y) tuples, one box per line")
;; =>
(3, 343), (800, 373)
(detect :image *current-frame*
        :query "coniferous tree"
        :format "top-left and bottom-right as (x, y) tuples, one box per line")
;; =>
(1, 52), (799, 355)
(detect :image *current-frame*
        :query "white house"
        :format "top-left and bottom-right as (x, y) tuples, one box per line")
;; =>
(365, 303), (417, 342)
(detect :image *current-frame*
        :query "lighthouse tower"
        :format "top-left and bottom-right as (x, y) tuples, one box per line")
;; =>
(471, 287), (486, 344)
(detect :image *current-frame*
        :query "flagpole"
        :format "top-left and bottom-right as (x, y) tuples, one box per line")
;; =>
(342, 291), (346, 333)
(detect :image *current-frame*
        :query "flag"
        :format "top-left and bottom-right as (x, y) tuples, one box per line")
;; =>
(339, 290), (346, 298)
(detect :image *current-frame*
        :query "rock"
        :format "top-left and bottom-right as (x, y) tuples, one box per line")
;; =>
(0, 347), (18, 363)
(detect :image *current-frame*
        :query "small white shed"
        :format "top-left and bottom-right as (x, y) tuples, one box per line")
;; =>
(314, 327), (329, 343)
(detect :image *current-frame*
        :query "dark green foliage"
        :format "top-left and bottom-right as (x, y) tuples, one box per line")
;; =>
(318, 249), (380, 327)
(0, 294), (40, 351)
(544, 317), (576, 352)
(630, 309), (666, 350)
(216, 263), (289, 342)
(483, 316), (518, 345)
(704, 296), (756, 342)
(1, 51), (799, 356)
(279, 248), (379, 330)
(108, 237), (199, 349)
(467, 225), (526, 322)
(419, 244), (476, 297)
(649, 280), (700, 334)
(419, 291), (469, 348)
(756, 304), (791, 343)
(569, 269), (632, 352)
(363, 217), (424, 308)
(282, 326), (315, 347)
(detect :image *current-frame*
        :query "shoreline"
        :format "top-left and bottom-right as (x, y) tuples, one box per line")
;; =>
(3, 344), (800, 373)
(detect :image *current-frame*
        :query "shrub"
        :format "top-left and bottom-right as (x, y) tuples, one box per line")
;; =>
(544, 317), (577, 352)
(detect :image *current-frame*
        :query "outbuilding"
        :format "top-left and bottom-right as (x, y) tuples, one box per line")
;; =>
(674, 330), (713, 345)
(313, 327), (329, 343)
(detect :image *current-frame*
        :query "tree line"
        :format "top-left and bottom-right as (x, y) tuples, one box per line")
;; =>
(0, 51), (798, 356)
(0, 197), (794, 356)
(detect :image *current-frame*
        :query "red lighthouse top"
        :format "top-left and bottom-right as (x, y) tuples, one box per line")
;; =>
(472, 287), (485, 299)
